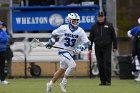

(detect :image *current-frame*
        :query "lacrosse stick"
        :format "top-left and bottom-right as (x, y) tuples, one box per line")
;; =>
(30, 38), (45, 48)
(30, 38), (75, 52)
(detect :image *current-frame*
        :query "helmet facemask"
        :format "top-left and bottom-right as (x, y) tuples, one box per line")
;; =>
(70, 19), (80, 27)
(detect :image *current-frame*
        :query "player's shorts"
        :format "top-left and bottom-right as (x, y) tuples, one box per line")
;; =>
(59, 51), (76, 69)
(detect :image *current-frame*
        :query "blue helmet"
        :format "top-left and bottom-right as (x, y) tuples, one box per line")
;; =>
(67, 13), (80, 27)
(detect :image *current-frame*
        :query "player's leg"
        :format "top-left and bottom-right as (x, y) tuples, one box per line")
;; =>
(135, 54), (140, 82)
(46, 68), (65, 93)
(7, 58), (12, 77)
(46, 55), (67, 93)
(0, 52), (9, 84)
(60, 53), (76, 93)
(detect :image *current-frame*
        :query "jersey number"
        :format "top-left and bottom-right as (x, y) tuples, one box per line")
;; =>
(64, 38), (76, 47)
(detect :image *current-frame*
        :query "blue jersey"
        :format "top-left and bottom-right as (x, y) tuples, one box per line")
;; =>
(52, 24), (90, 55)
(130, 26), (140, 36)
(0, 29), (8, 51)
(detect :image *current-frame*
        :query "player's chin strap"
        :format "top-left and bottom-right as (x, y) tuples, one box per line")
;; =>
(69, 24), (78, 31)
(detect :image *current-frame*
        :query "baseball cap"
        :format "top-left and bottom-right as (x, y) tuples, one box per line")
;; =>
(0, 21), (5, 26)
(98, 12), (104, 17)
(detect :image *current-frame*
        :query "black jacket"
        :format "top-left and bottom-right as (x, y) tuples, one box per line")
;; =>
(89, 21), (117, 50)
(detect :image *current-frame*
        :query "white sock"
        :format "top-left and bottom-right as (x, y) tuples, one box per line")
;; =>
(49, 80), (54, 86)
(62, 78), (67, 84)
(138, 73), (140, 79)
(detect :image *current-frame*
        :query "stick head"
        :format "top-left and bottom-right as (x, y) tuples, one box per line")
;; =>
(30, 38), (44, 48)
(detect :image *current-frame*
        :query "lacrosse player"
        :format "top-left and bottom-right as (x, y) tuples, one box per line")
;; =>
(127, 18), (140, 82)
(45, 13), (90, 93)
(127, 18), (140, 38)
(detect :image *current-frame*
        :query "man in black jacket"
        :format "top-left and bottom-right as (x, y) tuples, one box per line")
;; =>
(89, 12), (117, 85)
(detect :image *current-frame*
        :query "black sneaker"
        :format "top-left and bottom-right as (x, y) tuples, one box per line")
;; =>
(106, 82), (111, 86)
(99, 83), (106, 86)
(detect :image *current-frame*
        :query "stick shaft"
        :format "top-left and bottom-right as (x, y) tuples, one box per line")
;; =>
(51, 45), (74, 52)
(31, 38), (74, 52)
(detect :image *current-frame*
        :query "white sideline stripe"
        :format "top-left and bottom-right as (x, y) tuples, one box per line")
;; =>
(12, 33), (89, 38)
(12, 33), (52, 38)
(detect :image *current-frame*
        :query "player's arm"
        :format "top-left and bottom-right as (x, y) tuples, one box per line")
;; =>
(45, 35), (57, 49)
(45, 29), (58, 49)
(80, 29), (91, 50)
(45, 25), (63, 49)
(0, 31), (8, 43)
(127, 26), (139, 38)
(82, 41), (91, 49)
(75, 41), (91, 54)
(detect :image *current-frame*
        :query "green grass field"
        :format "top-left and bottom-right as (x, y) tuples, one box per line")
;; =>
(0, 78), (140, 93)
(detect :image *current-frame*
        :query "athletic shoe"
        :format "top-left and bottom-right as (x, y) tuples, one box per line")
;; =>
(99, 83), (106, 86)
(0, 80), (9, 84)
(135, 78), (140, 82)
(106, 82), (111, 86)
(46, 83), (53, 93)
(60, 82), (66, 93)
(135, 73), (140, 82)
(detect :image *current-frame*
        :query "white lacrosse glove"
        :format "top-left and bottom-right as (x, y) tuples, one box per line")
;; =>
(75, 45), (86, 54)
(45, 38), (55, 49)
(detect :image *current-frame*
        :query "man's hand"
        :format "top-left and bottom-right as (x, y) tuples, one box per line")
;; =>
(112, 48), (117, 52)
(45, 38), (55, 49)
(88, 50), (92, 53)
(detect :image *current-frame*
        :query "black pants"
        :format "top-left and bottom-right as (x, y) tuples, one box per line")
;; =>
(0, 51), (6, 81)
(5, 47), (13, 77)
(95, 44), (112, 84)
